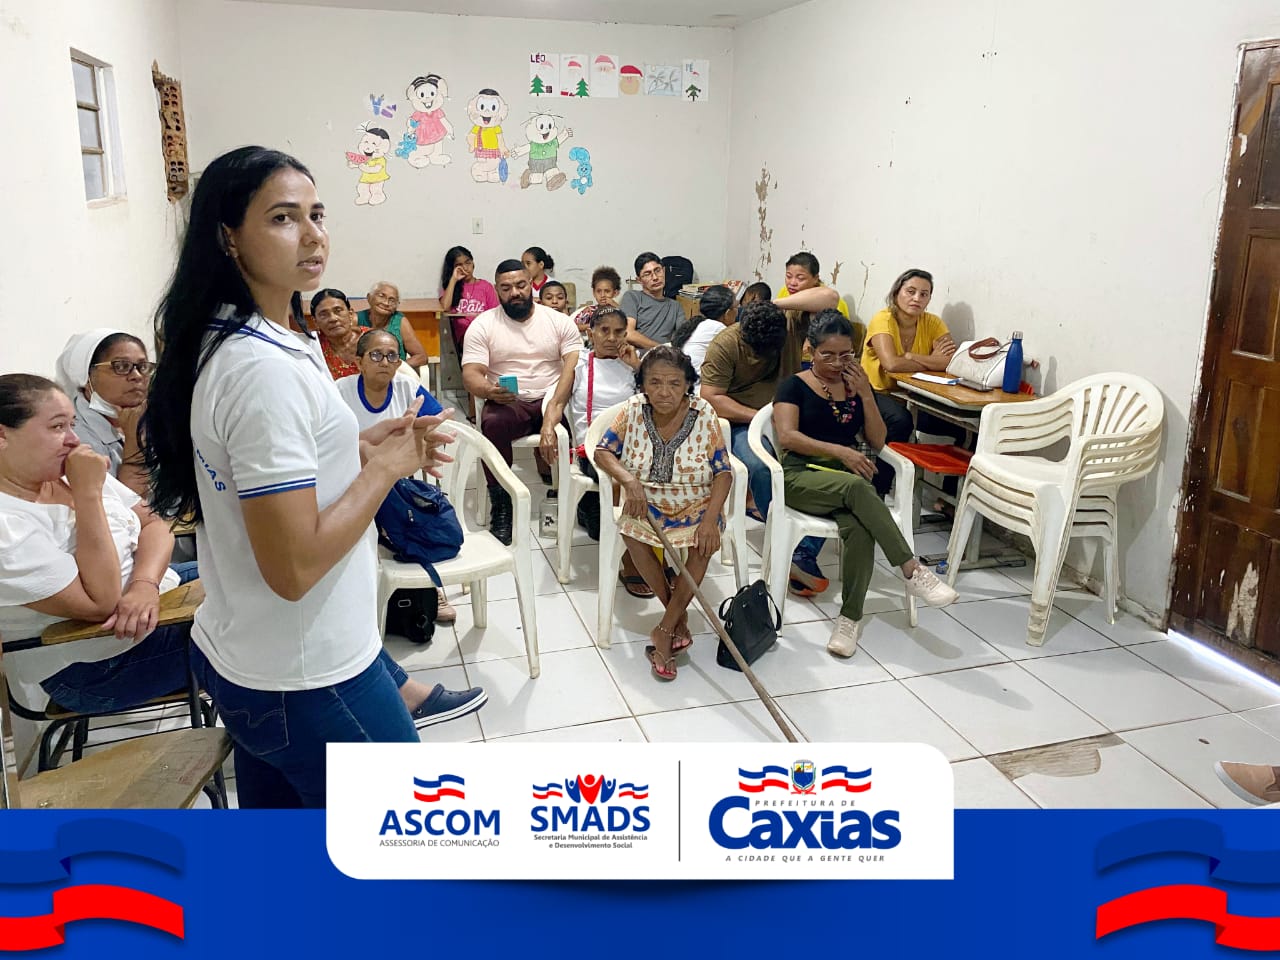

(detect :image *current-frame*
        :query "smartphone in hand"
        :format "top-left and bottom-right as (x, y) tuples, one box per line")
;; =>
(497, 375), (519, 394)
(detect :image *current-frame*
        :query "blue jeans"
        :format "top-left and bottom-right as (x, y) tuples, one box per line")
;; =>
(730, 423), (824, 563)
(189, 646), (417, 809)
(40, 561), (201, 714)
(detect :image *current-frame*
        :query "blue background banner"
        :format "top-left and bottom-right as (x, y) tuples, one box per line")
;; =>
(0, 811), (1274, 957)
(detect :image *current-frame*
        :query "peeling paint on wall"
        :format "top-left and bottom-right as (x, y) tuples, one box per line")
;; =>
(1226, 562), (1259, 644)
(753, 165), (774, 281)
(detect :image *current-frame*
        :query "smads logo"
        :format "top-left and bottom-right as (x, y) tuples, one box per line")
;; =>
(530, 774), (651, 835)
(709, 760), (900, 851)
(377, 774), (501, 847)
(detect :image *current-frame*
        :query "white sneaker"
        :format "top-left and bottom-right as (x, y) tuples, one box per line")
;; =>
(827, 616), (863, 658)
(905, 565), (959, 607)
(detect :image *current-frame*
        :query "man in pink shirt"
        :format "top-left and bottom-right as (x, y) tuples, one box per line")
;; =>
(462, 260), (581, 543)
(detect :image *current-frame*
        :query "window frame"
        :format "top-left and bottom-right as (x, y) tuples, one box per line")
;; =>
(71, 52), (125, 203)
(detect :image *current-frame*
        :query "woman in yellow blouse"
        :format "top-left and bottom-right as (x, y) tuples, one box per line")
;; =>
(860, 268), (962, 445)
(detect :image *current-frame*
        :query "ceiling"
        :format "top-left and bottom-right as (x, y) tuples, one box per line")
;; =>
(249, 0), (807, 28)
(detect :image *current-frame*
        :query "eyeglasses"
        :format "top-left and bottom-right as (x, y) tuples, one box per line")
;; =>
(92, 360), (156, 377)
(363, 350), (399, 364)
(638, 267), (664, 280)
(814, 351), (855, 363)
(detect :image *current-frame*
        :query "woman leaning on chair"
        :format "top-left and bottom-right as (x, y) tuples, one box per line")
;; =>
(775, 311), (960, 658)
(592, 346), (732, 682)
(0, 374), (197, 717)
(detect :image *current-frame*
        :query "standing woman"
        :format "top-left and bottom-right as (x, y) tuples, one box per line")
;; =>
(143, 146), (482, 809)
(521, 246), (555, 297)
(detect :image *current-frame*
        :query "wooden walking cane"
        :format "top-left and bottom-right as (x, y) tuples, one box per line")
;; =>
(645, 514), (799, 744)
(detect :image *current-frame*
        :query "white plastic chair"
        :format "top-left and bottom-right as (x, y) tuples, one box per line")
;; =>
(748, 403), (918, 624)
(375, 419), (540, 678)
(474, 392), (549, 527)
(945, 373), (1163, 646)
(586, 400), (749, 648)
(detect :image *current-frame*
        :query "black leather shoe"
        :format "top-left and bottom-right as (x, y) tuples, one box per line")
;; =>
(489, 486), (513, 545)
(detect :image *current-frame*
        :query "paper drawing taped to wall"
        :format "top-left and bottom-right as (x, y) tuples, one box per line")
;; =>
(561, 54), (589, 97)
(619, 64), (643, 96)
(530, 53), (558, 96)
(349, 123), (391, 205)
(404, 74), (454, 167)
(682, 60), (709, 102)
(568, 146), (593, 195)
(466, 88), (509, 183)
(644, 64), (680, 97)
(590, 54), (619, 97)
(510, 113), (573, 191)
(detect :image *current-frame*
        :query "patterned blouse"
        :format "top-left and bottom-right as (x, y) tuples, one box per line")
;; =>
(597, 394), (731, 548)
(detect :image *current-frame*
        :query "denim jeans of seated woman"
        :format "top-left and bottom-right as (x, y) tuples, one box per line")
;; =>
(728, 422), (824, 564)
(188, 645), (418, 808)
(40, 560), (201, 715)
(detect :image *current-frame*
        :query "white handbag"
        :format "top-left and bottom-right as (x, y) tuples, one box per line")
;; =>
(945, 337), (1010, 389)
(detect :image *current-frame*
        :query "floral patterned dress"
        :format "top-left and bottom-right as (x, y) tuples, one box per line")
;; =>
(597, 394), (731, 548)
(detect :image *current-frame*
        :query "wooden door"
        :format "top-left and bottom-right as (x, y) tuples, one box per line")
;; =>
(1173, 42), (1280, 657)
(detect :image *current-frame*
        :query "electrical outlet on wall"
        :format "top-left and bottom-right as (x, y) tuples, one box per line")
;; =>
(472, 217), (483, 235)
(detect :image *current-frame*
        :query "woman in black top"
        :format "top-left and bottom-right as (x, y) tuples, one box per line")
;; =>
(773, 311), (958, 658)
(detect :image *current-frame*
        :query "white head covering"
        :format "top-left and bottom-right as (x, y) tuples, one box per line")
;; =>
(55, 328), (124, 395)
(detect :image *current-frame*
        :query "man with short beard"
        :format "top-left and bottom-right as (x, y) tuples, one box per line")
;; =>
(462, 259), (581, 543)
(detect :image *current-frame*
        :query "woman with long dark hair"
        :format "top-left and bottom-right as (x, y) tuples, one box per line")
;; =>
(438, 245), (498, 348)
(144, 146), (484, 808)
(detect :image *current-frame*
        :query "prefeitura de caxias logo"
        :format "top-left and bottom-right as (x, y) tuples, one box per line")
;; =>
(530, 774), (651, 834)
(709, 760), (900, 851)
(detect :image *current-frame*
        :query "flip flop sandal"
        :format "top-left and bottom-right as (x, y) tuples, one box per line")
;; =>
(620, 574), (655, 599)
(671, 619), (694, 652)
(645, 644), (677, 681)
(789, 577), (819, 598)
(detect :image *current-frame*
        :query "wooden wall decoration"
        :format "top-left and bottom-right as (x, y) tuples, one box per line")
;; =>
(151, 61), (189, 202)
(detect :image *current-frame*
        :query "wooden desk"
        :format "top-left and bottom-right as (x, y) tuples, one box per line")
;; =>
(41, 580), (205, 645)
(887, 372), (1035, 412)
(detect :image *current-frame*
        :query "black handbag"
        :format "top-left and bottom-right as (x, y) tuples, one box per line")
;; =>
(716, 580), (781, 671)
(385, 588), (438, 645)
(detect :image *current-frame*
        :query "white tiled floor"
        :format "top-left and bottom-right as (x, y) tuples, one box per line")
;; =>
(89, 476), (1280, 810)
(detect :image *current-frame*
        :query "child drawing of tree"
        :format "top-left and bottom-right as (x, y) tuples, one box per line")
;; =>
(531, 75), (546, 95)
(685, 83), (702, 102)
(575, 77), (589, 97)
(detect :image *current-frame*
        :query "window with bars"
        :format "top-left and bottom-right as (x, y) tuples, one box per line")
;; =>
(72, 54), (124, 201)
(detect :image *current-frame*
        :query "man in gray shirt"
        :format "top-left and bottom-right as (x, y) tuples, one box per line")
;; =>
(620, 251), (685, 349)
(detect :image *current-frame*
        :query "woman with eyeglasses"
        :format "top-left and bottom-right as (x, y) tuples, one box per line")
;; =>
(54, 330), (155, 497)
(334, 329), (443, 431)
(774, 311), (959, 659)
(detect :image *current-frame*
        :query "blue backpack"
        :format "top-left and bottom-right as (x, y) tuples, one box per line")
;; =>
(375, 478), (463, 587)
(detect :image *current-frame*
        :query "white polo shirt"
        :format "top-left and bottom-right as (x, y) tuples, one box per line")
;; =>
(334, 373), (443, 433)
(189, 309), (380, 691)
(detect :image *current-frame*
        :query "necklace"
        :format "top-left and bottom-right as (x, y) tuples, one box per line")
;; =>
(816, 374), (857, 425)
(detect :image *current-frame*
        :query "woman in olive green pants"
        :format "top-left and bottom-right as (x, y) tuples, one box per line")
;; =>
(773, 311), (959, 658)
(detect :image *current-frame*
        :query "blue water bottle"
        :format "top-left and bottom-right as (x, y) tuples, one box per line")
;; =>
(1002, 330), (1023, 394)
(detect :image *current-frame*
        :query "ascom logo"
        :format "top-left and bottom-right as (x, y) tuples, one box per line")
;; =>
(378, 774), (501, 845)
(710, 760), (900, 851)
(530, 774), (651, 834)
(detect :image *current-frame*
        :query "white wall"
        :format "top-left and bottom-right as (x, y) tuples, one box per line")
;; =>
(0, 0), (184, 375)
(726, 0), (1280, 618)
(176, 0), (733, 301)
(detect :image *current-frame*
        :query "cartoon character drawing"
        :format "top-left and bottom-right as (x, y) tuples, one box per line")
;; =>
(404, 74), (453, 168)
(569, 146), (593, 195)
(348, 125), (391, 205)
(369, 94), (396, 119)
(510, 113), (573, 191)
(465, 88), (509, 183)
(619, 64), (643, 95)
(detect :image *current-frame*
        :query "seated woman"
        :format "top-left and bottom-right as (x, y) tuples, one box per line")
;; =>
(739, 281), (771, 306)
(860, 268), (965, 447)
(521, 246), (555, 298)
(334, 330), (453, 625)
(356, 281), (429, 370)
(670, 284), (737, 376)
(310, 288), (362, 380)
(775, 313), (960, 658)
(539, 306), (646, 595)
(0, 373), (196, 719)
(55, 329), (154, 497)
(439, 245), (498, 349)
(593, 347), (732, 681)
